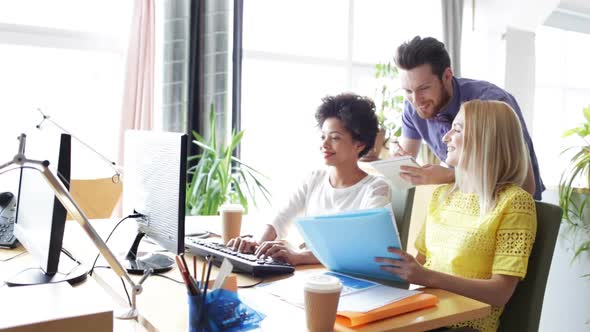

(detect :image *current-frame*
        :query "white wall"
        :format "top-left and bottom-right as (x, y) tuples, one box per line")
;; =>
(504, 28), (536, 131)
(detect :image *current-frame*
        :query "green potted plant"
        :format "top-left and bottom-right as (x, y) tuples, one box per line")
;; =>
(559, 105), (590, 271)
(360, 61), (404, 162)
(186, 106), (271, 216)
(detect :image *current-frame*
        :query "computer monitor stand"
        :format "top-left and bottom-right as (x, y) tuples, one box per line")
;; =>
(6, 259), (88, 286)
(123, 232), (175, 274)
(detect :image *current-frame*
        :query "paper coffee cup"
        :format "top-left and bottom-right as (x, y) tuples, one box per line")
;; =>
(219, 204), (244, 244)
(304, 274), (342, 332)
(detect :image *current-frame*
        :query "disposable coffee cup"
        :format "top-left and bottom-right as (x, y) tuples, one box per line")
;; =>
(219, 203), (244, 244)
(304, 274), (342, 332)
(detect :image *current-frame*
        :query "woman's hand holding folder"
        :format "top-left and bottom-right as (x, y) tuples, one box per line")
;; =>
(375, 247), (430, 286)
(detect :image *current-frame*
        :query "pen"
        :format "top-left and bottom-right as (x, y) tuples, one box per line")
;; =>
(391, 140), (408, 156)
(197, 258), (214, 330)
(200, 256), (208, 289)
(203, 258), (213, 295)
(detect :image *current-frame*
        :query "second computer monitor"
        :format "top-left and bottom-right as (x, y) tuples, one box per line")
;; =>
(10, 132), (87, 286)
(122, 130), (187, 274)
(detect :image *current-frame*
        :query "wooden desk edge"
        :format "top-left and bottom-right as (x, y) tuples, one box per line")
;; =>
(336, 288), (491, 332)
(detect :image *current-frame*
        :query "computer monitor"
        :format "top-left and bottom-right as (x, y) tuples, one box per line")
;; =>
(9, 132), (87, 286)
(122, 130), (187, 274)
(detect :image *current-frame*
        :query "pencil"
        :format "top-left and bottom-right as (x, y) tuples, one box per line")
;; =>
(193, 256), (197, 279)
(175, 255), (197, 296)
(180, 254), (190, 274)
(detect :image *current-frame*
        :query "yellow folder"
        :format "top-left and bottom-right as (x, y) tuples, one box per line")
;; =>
(336, 293), (439, 327)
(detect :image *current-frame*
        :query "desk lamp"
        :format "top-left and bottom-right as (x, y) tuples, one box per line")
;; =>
(35, 108), (123, 183)
(0, 134), (147, 320)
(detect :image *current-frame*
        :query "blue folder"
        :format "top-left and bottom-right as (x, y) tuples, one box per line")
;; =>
(296, 207), (404, 283)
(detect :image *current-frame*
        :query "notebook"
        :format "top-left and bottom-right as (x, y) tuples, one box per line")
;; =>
(368, 155), (420, 190)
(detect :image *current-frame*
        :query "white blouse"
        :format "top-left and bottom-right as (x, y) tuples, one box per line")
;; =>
(269, 169), (392, 240)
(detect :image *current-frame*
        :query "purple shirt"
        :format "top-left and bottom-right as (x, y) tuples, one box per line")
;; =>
(402, 77), (545, 200)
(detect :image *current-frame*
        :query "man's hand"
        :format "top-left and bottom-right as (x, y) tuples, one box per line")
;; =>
(375, 247), (432, 286)
(392, 140), (411, 157)
(227, 236), (259, 253)
(399, 164), (455, 185)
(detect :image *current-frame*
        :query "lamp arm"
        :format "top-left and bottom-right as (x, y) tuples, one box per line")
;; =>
(40, 166), (135, 283)
(1, 134), (143, 319)
(42, 163), (148, 318)
(35, 109), (122, 183)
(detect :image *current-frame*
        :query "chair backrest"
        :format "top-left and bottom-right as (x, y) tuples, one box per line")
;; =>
(67, 178), (122, 220)
(391, 187), (415, 251)
(499, 201), (562, 332)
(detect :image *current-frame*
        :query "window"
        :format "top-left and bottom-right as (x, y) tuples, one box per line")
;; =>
(534, 25), (590, 188)
(0, 1), (132, 192)
(241, 0), (442, 205)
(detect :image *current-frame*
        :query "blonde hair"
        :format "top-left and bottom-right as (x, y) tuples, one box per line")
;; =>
(453, 100), (529, 213)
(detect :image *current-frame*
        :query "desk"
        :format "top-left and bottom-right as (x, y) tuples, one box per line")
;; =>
(0, 217), (491, 332)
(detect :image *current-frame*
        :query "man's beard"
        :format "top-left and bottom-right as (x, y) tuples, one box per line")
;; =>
(415, 85), (452, 120)
(430, 86), (452, 118)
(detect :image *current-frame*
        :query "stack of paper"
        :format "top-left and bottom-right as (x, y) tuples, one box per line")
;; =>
(258, 271), (419, 312)
(257, 271), (438, 327)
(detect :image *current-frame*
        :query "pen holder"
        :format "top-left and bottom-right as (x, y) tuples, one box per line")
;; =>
(188, 288), (265, 332)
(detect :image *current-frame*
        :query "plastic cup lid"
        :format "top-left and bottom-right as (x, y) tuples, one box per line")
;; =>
(219, 203), (244, 212)
(304, 274), (342, 293)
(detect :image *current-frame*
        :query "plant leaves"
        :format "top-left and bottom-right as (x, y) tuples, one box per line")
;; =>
(584, 106), (590, 123)
(185, 106), (271, 215)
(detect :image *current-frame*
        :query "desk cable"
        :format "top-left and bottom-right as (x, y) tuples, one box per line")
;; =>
(0, 251), (25, 262)
(238, 278), (265, 288)
(61, 247), (82, 265)
(88, 213), (142, 277)
(0, 251), (26, 287)
(94, 265), (184, 285)
(86, 213), (142, 307)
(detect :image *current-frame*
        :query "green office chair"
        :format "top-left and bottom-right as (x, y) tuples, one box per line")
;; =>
(390, 187), (415, 251)
(498, 201), (562, 332)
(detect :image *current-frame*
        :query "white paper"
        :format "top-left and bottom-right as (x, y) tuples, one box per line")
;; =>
(338, 285), (420, 312)
(257, 271), (420, 313)
(212, 258), (233, 290)
(368, 155), (421, 190)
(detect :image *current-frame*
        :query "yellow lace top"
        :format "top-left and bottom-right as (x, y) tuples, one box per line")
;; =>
(415, 184), (537, 332)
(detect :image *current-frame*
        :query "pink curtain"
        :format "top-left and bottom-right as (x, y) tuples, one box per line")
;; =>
(113, 0), (155, 217)
(118, 0), (155, 165)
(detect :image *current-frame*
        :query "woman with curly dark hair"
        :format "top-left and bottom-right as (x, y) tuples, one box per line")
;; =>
(228, 93), (391, 265)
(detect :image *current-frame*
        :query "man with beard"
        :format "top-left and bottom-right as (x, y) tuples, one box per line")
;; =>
(393, 36), (544, 200)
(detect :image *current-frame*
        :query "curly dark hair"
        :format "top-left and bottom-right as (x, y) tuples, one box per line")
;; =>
(315, 93), (378, 158)
(394, 36), (451, 80)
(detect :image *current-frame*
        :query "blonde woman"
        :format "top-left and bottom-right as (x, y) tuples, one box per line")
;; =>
(376, 100), (537, 332)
